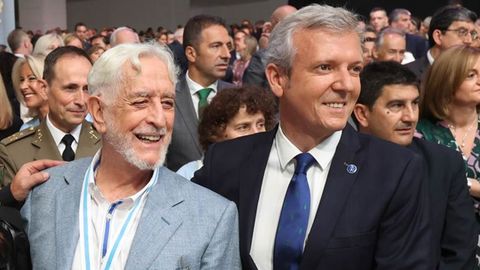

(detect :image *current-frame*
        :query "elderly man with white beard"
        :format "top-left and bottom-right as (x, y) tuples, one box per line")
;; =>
(21, 43), (240, 270)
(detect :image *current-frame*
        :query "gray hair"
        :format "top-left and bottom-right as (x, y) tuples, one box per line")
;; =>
(266, 4), (360, 74)
(88, 43), (178, 105)
(33, 33), (64, 57)
(375, 27), (406, 48)
(110, 27), (139, 47)
(389, 9), (411, 23)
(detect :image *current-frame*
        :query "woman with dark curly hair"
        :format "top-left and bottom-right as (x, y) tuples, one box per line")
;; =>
(177, 86), (277, 179)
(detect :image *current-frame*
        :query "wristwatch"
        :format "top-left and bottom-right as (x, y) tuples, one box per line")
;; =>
(467, 178), (472, 190)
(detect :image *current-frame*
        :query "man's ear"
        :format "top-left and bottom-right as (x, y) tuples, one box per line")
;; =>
(37, 79), (49, 101)
(431, 29), (444, 47)
(265, 63), (288, 98)
(353, 104), (371, 130)
(185, 45), (197, 63)
(87, 96), (107, 134)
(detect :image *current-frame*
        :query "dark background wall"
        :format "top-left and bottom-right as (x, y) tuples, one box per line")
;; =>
(288, 0), (480, 19)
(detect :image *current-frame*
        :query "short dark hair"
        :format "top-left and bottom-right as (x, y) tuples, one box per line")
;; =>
(428, 5), (477, 48)
(370, 7), (387, 14)
(198, 86), (277, 152)
(183, 15), (227, 51)
(358, 61), (419, 109)
(74, 22), (87, 31)
(43, 46), (91, 84)
(89, 34), (109, 45)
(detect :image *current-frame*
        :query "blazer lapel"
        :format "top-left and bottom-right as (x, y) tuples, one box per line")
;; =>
(76, 121), (101, 159)
(300, 125), (364, 268)
(239, 128), (276, 270)
(175, 77), (202, 153)
(31, 121), (62, 160)
(55, 160), (89, 269)
(125, 168), (184, 269)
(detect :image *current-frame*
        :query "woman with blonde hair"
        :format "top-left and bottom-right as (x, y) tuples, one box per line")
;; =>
(32, 33), (64, 57)
(11, 55), (48, 130)
(63, 33), (83, 49)
(0, 74), (23, 140)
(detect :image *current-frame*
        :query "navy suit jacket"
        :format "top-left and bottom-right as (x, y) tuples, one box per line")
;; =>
(193, 125), (433, 269)
(406, 34), (429, 59)
(406, 55), (430, 81)
(409, 138), (478, 270)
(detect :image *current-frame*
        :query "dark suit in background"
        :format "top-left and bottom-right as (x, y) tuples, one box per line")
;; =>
(242, 49), (269, 90)
(167, 41), (188, 75)
(406, 33), (429, 59)
(409, 138), (478, 270)
(406, 55), (430, 80)
(193, 125), (432, 270)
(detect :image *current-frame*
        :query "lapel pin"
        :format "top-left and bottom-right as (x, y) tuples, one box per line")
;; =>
(344, 162), (357, 174)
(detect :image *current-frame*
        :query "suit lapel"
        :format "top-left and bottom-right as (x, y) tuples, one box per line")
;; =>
(217, 80), (234, 91)
(55, 160), (89, 269)
(175, 77), (202, 153)
(419, 56), (430, 77)
(300, 125), (364, 268)
(239, 128), (276, 270)
(76, 121), (101, 159)
(31, 121), (62, 160)
(125, 168), (184, 269)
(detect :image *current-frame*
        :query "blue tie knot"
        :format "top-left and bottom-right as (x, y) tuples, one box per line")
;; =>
(294, 153), (315, 175)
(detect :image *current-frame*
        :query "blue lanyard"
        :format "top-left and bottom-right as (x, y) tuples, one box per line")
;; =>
(81, 159), (158, 270)
(102, 201), (123, 258)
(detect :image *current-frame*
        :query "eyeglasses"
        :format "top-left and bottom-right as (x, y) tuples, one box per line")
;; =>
(444, 28), (479, 41)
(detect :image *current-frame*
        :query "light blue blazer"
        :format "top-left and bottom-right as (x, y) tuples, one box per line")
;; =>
(21, 157), (241, 270)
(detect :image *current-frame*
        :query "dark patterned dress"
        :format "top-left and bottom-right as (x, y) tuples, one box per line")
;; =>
(416, 118), (480, 181)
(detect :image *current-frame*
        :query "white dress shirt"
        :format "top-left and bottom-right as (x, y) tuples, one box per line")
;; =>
(427, 49), (435, 65)
(250, 126), (342, 270)
(72, 151), (158, 270)
(45, 114), (81, 154)
(185, 70), (218, 119)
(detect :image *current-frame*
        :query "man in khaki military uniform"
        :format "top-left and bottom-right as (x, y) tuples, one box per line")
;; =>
(0, 46), (101, 187)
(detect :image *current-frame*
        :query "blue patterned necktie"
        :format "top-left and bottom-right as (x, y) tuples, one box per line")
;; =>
(274, 153), (316, 270)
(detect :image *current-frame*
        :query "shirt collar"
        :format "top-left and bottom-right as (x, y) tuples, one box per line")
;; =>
(427, 49), (434, 65)
(275, 125), (342, 171)
(87, 150), (159, 208)
(185, 70), (218, 95)
(46, 114), (82, 147)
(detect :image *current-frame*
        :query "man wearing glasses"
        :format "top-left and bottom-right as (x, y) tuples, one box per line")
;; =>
(407, 5), (478, 80)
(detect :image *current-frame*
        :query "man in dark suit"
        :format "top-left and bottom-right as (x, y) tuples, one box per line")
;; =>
(166, 15), (234, 171)
(389, 8), (428, 59)
(406, 6), (478, 80)
(0, 46), (101, 186)
(193, 4), (432, 269)
(354, 61), (477, 270)
(242, 5), (297, 89)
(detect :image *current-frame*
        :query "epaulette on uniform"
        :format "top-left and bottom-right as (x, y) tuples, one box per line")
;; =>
(0, 126), (36, 145)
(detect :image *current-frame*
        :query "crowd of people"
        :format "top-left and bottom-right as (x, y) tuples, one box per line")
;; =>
(0, 2), (480, 270)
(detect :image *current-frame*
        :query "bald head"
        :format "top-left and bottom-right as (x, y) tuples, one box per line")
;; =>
(271, 5), (297, 28)
(110, 27), (140, 47)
